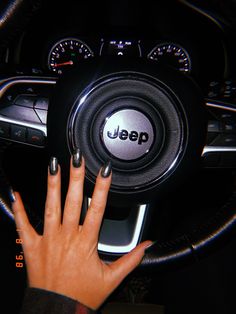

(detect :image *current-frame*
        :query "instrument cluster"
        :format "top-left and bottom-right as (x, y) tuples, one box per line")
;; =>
(47, 37), (192, 75)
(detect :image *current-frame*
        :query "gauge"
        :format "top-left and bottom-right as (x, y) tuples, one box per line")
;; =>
(48, 38), (94, 74)
(100, 39), (141, 57)
(148, 43), (191, 73)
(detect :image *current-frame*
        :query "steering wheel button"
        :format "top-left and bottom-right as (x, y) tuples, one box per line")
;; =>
(14, 95), (36, 108)
(0, 105), (41, 123)
(102, 109), (155, 160)
(206, 132), (218, 144)
(212, 134), (236, 147)
(27, 128), (45, 146)
(34, 109), (47, 124)
(34, 97), (49, 110)
(0, 121), (10, 138)
(222, 122), (236, 133)
(207, 120), (220, 132)
(11, 125), (26, 142)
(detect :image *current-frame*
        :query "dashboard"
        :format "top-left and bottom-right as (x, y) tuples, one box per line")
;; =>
(12, 31), (228, 95)
(46, 37), (191, 75)
(5, 0), (234, 97)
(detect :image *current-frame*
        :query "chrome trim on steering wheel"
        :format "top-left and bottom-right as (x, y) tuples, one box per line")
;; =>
(98, 204), (147, 254)
(0, 114), (47, 136)
(202, 146), (236, 156)
(0, 76), (57, 139)
(88, 198), (147, 254)
(204, 100), (236, 156)
(206, 101), (236, 113)
(0, 76), (57, 98)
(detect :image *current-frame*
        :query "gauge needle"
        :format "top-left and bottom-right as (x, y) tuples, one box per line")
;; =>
(54, 60), (74, 67)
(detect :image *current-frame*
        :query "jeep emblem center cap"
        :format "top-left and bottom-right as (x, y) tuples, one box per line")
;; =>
(102, 109), (155, 160)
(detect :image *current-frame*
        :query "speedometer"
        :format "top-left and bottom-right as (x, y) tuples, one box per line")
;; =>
(48, 38), (94, 74)
(148, 43), (191, 73)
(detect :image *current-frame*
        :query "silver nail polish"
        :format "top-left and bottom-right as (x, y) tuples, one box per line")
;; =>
(9, 188), (16, 202)
(49, 157), (58, 175)
(145, 241), (156, 253)
(72, 148), (82, 168)
(101, 161), (112, 178)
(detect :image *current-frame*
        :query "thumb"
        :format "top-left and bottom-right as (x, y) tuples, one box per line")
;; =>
(109, 240), (153, 286)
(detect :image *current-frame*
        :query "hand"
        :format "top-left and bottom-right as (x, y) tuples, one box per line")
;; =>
(13, 152), (152, 310)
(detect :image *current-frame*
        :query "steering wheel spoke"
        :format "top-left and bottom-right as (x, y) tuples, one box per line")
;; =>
(202, 100), (236, 168)
(0, 75), (56, 147)
(98, 203), (149, 254)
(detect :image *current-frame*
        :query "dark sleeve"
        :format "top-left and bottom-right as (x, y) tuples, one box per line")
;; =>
(20, 287), (97, 314)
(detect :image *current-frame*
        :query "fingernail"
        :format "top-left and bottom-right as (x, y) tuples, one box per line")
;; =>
(101, 161), (112, 178)
(72, 148), (82, 168)
(49, 157), (58, 175)
(145, 241), (155, 253)
(9, 188), (16, 202)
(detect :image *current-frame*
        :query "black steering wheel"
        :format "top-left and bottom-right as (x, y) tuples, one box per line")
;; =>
(0, 0), (236, 269)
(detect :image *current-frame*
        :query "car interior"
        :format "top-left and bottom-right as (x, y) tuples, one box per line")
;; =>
(0, 0), (236, 313)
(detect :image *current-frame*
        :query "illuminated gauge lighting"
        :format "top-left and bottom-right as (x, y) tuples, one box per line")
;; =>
(48, 38), (94, 74)
(148, 43), (191, 73)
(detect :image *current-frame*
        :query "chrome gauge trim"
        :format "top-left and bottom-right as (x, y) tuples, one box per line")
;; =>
(48, 37), (94, 74)
(147, 42), (192, 73)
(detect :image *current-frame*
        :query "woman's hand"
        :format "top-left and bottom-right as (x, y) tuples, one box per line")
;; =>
(13, 151), (152, 310)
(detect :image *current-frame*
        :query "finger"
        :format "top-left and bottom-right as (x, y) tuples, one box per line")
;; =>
(12, 192), (38, 245)
(82, 161), (112, 243)
(63, 151), (85, 231)
(44, 157), (61, 236)
(108, 241), (153, 286)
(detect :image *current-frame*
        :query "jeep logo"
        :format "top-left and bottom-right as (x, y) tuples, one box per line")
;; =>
(107, 126), (149, 145)
(101, 109), (154, 161)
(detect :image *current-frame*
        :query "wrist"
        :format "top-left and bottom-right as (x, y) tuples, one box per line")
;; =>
(21, 287), (98, 314)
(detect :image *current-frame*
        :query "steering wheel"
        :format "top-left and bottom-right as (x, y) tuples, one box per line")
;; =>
(0, 0), (236, 269)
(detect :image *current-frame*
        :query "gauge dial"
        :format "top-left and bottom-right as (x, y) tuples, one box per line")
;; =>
(48, 38), (94, 74)
(148, 43), (191, 73)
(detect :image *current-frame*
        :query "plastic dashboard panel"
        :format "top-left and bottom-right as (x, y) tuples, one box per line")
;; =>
(6, 0), (230, 90)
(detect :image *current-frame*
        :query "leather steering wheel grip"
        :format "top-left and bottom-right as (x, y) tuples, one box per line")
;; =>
(143, 192), (236, 268)
(0, 163), (14, 219)
(0, 0), (41, 58)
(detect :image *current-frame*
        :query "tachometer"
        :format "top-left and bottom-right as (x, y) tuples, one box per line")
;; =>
(148, 43), (191, 73)
(48, 38), (94, 74)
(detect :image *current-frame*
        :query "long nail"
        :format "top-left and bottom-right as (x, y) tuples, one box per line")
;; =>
(101, 161), (112, 178)
(9, 188), (16, 202)
(72, 148), (82, 168)
(145, 241), (156, 253)
(49, 157), (58, 175)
